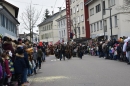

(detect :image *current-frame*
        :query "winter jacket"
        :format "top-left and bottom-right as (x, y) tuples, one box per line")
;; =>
(24, 51), (30, 68)
(4, 59), (12, 77)
(14, 54), (26, 74)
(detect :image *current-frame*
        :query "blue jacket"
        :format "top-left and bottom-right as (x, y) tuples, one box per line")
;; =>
(14, 54), (26, 74)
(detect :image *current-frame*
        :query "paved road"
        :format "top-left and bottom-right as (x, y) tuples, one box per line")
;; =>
(30, 55), (130, 86)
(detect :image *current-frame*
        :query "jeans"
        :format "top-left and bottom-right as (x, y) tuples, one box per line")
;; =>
(21, 68), (28, 83)
(60, 53), (62, 60)
(37, 57), (42, 69)
(110, 53), (113, 59)
(42, 52), (45, 61)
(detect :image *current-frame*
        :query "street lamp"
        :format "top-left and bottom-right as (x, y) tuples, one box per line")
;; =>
(104, 8), (113, 40)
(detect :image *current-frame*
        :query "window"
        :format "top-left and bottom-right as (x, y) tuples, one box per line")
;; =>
(90, 24), (93, 33)
(96, 4), (101, 13)
(43, 27), (44, 31)
(1, 14), (5, 27)
(45, 26), (46, 31)
(94, 23), (96, 32)
(97, 22), (99, 31)
(49, 25), (50, 30)
(6, 17), (8, 29)
(108, 0), (115, 7)
(115, 15), (118, 27)
(64, 30), (65, 36)
(104, 20), (107, 32)
(77, 5), (79, 12)
(70, 9), (72, 15)
(62, 31), (63, 37)
(90, 8), (94, 16)
(59, 22), (60, 28)
(59, 31), (61, 37)
(100, 20), (102, 30)
(103, 1), (106, 15)
(63, 20), (65, 26)
(81, 15), (84, 22)
(82, 26), (84, 34)
(73, 6), (76, 13)
(80, 2), (83, 10)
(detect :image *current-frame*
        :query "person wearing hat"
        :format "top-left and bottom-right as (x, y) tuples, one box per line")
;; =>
(17, 38), (25, 48)
(14, 47), (26, 86)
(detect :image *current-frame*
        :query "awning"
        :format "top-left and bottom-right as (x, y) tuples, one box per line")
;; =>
(85, 0), (93, 5)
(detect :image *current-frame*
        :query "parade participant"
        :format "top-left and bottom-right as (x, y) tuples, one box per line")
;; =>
(77, 44), (83, 59)
(36, 46), (43, 69)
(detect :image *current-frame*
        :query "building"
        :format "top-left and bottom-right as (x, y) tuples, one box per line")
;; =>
(85, 0), (130, 41)
(38, 9), (66, 44)
(0, 0), (20, 40)
(70, 0), (86, 39)
(56, 15), (67, 43)
(19, 32), (39, 43)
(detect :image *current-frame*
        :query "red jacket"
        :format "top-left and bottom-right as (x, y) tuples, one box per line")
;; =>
(4, 59), (11, 77)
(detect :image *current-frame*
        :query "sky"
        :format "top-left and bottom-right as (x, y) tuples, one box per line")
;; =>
(5, 0), (66, 34)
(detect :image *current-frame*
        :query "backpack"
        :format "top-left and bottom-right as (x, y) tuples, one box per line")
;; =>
(37, 49), (43, 58)
(126, 40), (130, 51)
(0, 63), (3, 79)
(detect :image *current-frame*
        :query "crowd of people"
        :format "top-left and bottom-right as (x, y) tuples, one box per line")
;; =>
(53, 36), (130, 65)
(0, 36), (47, 86)
(0, 35), (130, 86)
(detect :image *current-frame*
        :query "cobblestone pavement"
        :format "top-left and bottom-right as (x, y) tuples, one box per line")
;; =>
(30, 55), (130, 86)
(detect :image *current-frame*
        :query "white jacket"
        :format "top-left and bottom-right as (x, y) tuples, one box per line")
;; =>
(123, 37), (130, 58)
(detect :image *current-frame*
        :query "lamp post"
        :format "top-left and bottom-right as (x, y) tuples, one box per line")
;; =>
(104, 8), (112, 40)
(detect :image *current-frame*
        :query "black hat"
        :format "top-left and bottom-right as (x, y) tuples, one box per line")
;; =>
(17, 47), (24, 54)
(18, 38), (22, 41)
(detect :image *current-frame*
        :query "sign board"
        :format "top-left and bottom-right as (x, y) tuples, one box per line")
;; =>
(66, 0), (71, 41)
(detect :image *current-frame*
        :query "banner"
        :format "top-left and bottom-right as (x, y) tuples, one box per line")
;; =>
(66, 0), (71, 41)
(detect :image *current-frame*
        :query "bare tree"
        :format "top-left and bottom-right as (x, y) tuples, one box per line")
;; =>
(21, 4), (42, 42)
(70, 18), (80, 39)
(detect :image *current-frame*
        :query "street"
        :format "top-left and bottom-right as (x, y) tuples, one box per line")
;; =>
(29, 55), (130, 86)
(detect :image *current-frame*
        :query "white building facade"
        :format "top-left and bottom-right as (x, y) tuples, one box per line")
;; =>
(38, 9), (66, 44)
(70, 0), (86, 39)
(86, 0), (130, 40)
(56, 15), (68, 43)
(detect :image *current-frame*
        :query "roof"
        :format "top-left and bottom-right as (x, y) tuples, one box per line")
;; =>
(85, 0), (94, 5)
(0, 4), (20, 24)
(56, 15), (66, 22)
(38, 9), (66, 27)
(1, 0), (19, 18)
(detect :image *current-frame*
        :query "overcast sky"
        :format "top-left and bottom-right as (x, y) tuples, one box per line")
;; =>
(5, 0), (66, 34)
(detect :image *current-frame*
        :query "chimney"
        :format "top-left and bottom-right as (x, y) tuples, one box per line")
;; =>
(52, 11), (54, 15)
(59, 7), (61, 12)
